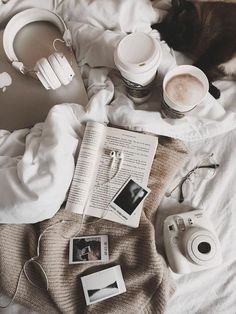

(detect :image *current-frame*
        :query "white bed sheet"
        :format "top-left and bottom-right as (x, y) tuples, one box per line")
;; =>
(0, 0), (236, 313)
(156, 128), (236, 314)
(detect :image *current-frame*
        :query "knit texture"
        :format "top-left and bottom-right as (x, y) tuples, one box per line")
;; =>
(0, 137), (187, 314)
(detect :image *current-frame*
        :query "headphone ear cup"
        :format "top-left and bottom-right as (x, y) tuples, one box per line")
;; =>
(34, 57), (61, 90)
(48, 53), (70, 86)
(53, 52), (75, 83)
(35, 69), (50, 90)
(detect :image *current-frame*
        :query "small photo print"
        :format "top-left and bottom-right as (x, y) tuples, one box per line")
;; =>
(110, 178), (150, 221)
(69, 235), (109, 264)
(81, 265), (126, 305)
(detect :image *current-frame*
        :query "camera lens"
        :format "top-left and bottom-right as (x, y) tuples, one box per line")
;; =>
(198, 242), (211, 254)
(184, 228), (218, 265)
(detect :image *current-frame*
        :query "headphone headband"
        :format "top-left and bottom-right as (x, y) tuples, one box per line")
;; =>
(3, 8), (72, 72)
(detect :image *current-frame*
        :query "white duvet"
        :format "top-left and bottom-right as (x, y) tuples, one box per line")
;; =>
(0, 0), (236, 313)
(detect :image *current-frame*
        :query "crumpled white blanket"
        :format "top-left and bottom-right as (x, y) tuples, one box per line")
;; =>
(0, 0), (236, 223)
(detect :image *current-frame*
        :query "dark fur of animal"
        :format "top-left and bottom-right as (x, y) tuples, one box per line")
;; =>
(152, 0), (236, 99)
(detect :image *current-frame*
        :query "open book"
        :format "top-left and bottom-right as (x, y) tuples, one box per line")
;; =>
(66, 121), (158, 227)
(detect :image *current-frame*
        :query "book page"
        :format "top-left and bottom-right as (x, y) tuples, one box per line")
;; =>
(66, 121), (106, 213)
(86, 126), (158, 227)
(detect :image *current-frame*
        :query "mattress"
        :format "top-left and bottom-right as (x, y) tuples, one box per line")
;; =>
(0, 0), (236, 313)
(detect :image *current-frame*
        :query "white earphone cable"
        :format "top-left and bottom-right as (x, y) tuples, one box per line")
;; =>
(71, 152), (123, 236)
(0, 151), (123, 308)
(52, 38), (73, 66)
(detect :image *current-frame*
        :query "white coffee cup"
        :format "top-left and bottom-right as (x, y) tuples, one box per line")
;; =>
(114, 32), (162, 104)
(162, 65), (209, 119)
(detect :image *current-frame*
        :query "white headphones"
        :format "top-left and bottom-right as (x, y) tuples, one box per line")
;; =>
(3, 8), (75, 90)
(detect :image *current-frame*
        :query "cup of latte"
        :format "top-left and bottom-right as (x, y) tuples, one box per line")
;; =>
(114, 32), (162, 104)
(162, 65), (209, 118)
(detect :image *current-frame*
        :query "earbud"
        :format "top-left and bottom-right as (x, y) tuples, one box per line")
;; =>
(117, 151), (124, 170)
(116, 151), (124, 160)
(110, 150), (116, 158)
(110, 150), (124, 168)
(110, 151), (116, 168)
(110, 150), (123, 159)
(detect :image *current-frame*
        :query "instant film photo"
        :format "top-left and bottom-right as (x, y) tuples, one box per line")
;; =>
(81, 265), (126, 305)
(110, 178), (150, 221)
(69, 235), (109, 264)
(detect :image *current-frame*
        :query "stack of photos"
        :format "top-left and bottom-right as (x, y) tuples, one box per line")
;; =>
(81, 265), (126, 305)
(69, 235), (109, 264)
(110, 178), (150, 221)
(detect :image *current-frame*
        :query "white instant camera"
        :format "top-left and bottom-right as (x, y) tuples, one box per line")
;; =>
(163, 209), (222, 274)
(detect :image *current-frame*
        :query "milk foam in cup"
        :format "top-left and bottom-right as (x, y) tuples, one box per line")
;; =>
(162, 65), (209, 119)
(114, 32), (162, 104)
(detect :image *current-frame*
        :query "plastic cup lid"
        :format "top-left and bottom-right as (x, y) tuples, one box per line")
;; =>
(114, 32), (162, 74)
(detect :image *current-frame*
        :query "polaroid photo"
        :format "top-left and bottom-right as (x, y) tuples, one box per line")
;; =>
(69, 235), (109, 264)
(110, 178), (150, 221)
(81, 265), (126, 305)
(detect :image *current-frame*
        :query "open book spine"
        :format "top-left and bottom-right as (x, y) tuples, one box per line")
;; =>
(65, 121), (106, 213)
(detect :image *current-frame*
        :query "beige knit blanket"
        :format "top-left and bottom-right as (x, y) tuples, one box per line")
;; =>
(0, 137), (187, 314)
